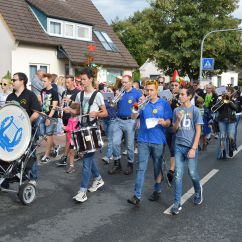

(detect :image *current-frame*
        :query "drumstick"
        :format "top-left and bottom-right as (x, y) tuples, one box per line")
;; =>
(32, 109), (56, 120)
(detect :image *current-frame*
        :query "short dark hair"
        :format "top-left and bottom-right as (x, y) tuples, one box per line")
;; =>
(80, 68), (94, 79)
(42, 73), (53, 81)
(98, 83), (105, 91)
(65, 75), (74, 81)
(182, 86), (195, 99)
(14, 72), (28, 87)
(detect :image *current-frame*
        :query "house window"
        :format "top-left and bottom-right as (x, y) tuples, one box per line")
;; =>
(48, 19), (63, 36)
(76, 24), (92, 41)
(94, 31), (118, 52)
(231, 77), (234, 86)
(29, 64), (49, 81)
(64, 23), (75, 38)
(107, 69), (123, 85)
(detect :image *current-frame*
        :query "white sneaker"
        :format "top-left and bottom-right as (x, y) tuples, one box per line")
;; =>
(73, 191), (87, 202)
(134, 148), (138, 154)
(88, 179), (104, 192)
(122, 150), (127, 155)
(29, 180), (37, 186)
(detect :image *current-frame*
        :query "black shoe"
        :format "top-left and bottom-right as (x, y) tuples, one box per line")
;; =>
(167, 170), (174, 183)
(127, 195), (140, 206)
(1, 180), (9, 189)
(55, 156), (67, 167)
(229, 140), (234, 157)
(124, 162), (133, 175)
(108, 160), (122, 175)
(148, 191), (160, 202)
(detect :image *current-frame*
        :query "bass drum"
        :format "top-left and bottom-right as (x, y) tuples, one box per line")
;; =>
(0, 103), (31, 162)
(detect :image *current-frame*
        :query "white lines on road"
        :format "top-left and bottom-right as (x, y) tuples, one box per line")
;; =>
(229, 144), (242, 159)
(163, 169), (219, 215)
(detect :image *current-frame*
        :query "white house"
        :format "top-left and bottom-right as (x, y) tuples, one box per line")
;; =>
(0, 0), (138, 85)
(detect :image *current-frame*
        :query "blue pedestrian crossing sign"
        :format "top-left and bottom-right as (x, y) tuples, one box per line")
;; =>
(202, 58), (214, 70)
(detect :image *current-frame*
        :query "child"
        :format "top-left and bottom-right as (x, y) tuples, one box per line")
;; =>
(196, 96), (206, 150)
(63, 103), (80, 173)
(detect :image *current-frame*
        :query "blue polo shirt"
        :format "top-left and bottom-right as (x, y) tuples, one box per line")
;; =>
(117, 87), (142, 117)
(138, 98), (172, 144)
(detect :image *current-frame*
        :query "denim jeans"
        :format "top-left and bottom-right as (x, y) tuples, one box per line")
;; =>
(174, 144), (201, 205)
(134, 142), (164, 199)
(234, 115), (241, 146)
(39, 116), (57, 136)
(217, 121), (236, 158)
(80, 152), (101, 192)
(112, 118), (136, 162)
(103, 119), (116, 159)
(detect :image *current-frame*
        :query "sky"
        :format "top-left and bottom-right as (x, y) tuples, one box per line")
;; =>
(92, 0), (242, 24)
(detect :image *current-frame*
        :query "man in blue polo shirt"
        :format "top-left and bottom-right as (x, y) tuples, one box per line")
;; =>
(127, 79), (172, 205)
(108, 75), (142, 175)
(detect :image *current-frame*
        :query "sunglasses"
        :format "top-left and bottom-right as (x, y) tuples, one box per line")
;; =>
(11, 78), (20, 82)
(0, 83), (8, 86)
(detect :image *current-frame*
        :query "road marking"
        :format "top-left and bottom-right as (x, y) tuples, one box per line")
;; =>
(163, 169), (219, 215)
(229, 144), (242, 158)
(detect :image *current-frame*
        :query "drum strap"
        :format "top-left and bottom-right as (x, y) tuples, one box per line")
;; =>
(80, 91), (99, 127)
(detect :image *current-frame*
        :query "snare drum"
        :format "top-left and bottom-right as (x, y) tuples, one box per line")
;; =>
(72, 126), (103, 154)
(0, 103), (31, 162)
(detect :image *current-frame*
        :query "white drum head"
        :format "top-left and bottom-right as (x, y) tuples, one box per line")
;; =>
(0, 104), (32, 162)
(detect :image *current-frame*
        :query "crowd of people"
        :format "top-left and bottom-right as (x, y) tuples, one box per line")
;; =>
(0, 69), (241, 215)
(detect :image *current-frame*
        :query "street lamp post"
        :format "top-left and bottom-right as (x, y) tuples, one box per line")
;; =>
(199, 28), (242, 82)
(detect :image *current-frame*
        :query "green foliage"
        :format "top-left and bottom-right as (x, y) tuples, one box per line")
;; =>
(2, 71), (11, 80)
(132, 69), (141, 81)
(111, 9), (153, 66)
(112, 0), (242, 80)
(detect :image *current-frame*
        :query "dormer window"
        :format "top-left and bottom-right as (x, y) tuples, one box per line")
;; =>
(47, 18), (92, 41)
(49, 19), (62, 36)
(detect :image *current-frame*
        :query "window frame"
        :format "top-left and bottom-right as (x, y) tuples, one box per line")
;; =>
(48, 18), (63, 37)
(64, 21), (75, 39)
(94, 30), (118, 52)
(76, 24), (92, 41)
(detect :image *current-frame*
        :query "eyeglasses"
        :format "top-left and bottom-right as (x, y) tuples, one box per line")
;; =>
(159, 82), (164, 85)
(0, 83), (8, 86)
(171, 84), (179, 87)
(11, 78), (19, 82)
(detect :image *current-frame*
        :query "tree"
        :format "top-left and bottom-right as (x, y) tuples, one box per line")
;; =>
(147, 0), (242, 80)
(111, 9), (153, 66)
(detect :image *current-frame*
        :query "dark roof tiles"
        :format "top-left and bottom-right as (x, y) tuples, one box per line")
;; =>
(0, 0), (138, 68)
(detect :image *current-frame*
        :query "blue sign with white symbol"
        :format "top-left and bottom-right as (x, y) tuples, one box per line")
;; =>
(202, 58), (214, 70)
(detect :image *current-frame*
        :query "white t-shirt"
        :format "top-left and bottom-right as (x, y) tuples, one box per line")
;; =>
(75, 91), (105, 123)
(0, 92), (8, 107)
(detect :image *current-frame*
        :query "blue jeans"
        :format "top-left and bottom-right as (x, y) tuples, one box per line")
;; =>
(217, 121), (236, 158)
(39, 116), (57, 136)
(134, 142), (164, 199)
(234, 115), (240, 146)
(103, 119), (116, 159)
(174, 144), (201, 205)
(112, 118), (136, 162)
(80, 152), (101, 192)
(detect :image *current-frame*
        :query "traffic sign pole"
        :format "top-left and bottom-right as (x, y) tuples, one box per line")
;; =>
(199, 28), (242, 82)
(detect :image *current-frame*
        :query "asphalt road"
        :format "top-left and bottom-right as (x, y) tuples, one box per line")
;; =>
(0, 123), (242, 242)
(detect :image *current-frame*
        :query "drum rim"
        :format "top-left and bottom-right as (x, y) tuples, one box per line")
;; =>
(0, 103), (32, 162)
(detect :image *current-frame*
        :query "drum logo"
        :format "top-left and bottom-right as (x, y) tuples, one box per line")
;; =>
(0, 116), (23, 152)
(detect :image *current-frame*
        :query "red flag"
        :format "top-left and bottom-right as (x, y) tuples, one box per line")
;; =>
(172, 70), (179, 82)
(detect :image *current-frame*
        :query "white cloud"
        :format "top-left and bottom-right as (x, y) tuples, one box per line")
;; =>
(92, 0), (242, 24)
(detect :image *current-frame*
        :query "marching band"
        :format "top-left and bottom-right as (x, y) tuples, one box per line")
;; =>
(0, 69), (241, 213)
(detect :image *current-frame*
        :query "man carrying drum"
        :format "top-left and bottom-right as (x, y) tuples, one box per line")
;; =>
(5, 72), (41, 187)
(64, 67), (108, 203)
